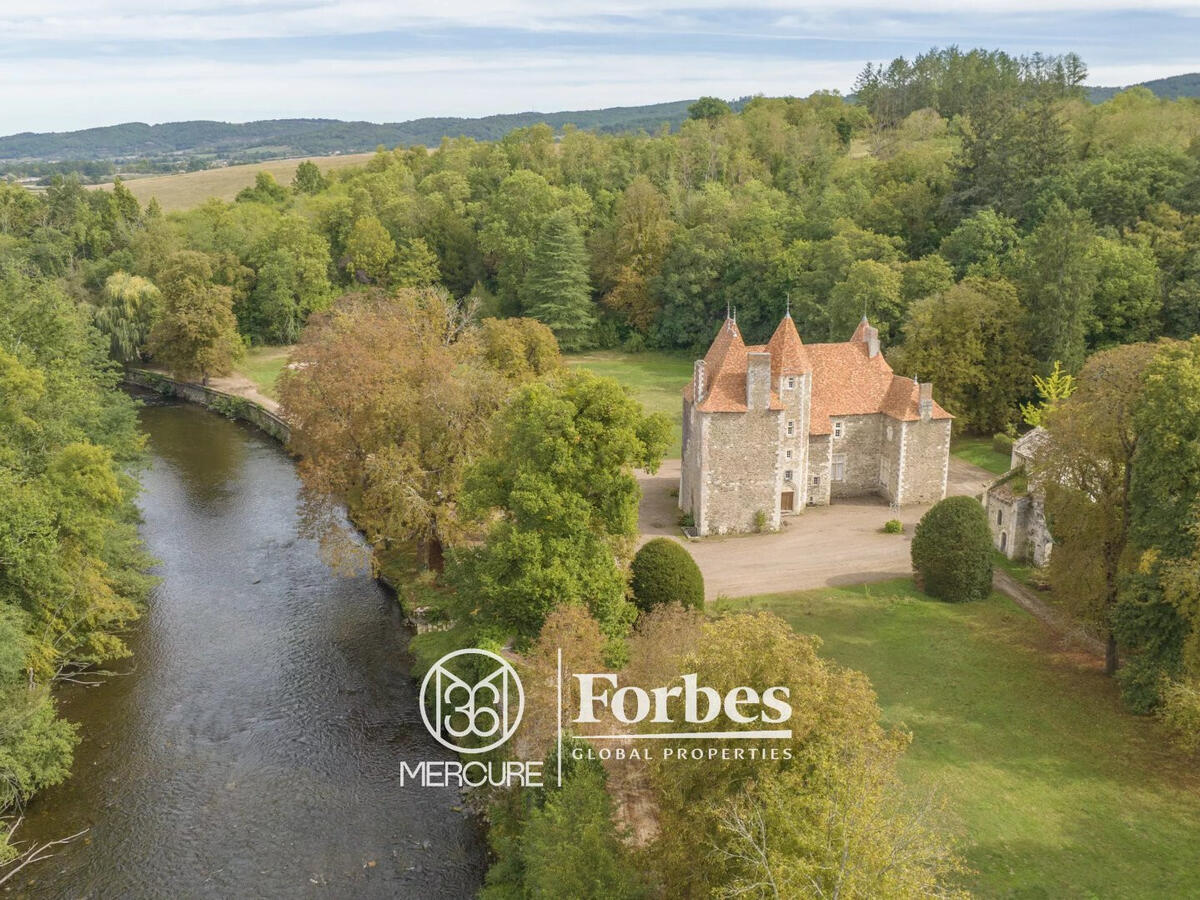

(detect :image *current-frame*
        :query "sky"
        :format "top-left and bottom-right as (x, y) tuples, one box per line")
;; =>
(2, 1), (1199, 135)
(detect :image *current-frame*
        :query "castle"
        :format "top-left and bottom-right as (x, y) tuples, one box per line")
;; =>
(680, 312), (952, 536)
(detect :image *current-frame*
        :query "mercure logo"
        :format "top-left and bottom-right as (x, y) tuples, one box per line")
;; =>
(419, 648), (524, 754)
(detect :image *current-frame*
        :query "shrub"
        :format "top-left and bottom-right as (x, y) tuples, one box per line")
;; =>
(754, 509), (769, 533)
(883, 519), (903, 534)
(1160, 678), (1200, 753)
(992, 432), (1015, 456)
(910, 496), (993, 602)
(631, 538), (704, 612)
(678, 512), (695, 528)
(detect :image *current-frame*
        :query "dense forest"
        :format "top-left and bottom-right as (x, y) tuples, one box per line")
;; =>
(4, 43), (1200, 888)
(0, 100), (719, 177)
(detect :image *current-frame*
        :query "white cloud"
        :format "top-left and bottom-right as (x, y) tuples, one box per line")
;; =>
(1, 1), (1197, 42)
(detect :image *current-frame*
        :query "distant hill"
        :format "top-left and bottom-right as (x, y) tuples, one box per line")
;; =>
(1087, 72), (1200, 104)
(0, 100), (704, 163)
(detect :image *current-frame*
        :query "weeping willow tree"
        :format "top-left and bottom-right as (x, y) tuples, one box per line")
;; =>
(93, 272), (160, 363)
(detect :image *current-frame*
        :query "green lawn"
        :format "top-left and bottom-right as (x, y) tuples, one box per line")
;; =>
(951, 436), (1012, 476)
(566, 350), (693, 457)
(725, 580), (1200, 899)
(237, 345), (293, 398)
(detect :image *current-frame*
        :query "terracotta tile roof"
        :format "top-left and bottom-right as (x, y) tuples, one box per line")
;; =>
(685, 315), (951, 429)
(683, 319), (783, 412)
(767, 314), (811, 376)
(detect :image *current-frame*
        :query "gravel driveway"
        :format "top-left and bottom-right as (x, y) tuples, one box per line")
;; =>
(637, 458), (993, 600)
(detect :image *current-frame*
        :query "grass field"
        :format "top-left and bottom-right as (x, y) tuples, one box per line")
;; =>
(726, 580), (1200, 898)
(238, 345), (292, 398)
(951, 435), (1012, 476)
(566, 350), (693, 457)
(90, 153), (376, 211)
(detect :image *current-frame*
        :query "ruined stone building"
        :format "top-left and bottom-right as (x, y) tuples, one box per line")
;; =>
(984, 427), (1054, 566)
(680, 313), (952, 536)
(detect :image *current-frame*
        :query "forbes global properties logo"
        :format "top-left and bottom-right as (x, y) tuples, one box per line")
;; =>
(419, 648), (524, 753)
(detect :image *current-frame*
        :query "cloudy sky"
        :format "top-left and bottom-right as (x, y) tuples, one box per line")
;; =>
(2, 1), (1198, 135)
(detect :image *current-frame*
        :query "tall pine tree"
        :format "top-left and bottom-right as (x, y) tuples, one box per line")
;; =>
(522, 209), (596, 351)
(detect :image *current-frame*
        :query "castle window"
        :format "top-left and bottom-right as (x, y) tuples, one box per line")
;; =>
(787, 420), (794, 436)
(785, 449), (793, 460)
(833, 421), (844, 438)
(784, 469), (793, 482)
(886, 425), (894, 441)
(812, 475), (821, 487)
(832, 455), (846, 482)
(997, 510), (1003, 526)
(787, 376), (796, 389)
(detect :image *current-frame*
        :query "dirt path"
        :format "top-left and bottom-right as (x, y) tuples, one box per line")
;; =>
(992, 569), (1104, 658)
(205, 371), (281, 414)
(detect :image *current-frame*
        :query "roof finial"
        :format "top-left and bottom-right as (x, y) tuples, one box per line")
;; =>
(913, 372), (919, 385)
(726, 300), (731, 321)
(732, 306), (737, 324)
(785, 292), (792, 318)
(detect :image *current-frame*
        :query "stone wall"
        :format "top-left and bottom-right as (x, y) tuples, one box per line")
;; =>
(701, 409), (782, 534)
(807, 434), (832, 505)
(900, 419), (950, 504)
(679, 397), (702, 521)
(829, 414), (884, 500)
(122, 369), (291, 444)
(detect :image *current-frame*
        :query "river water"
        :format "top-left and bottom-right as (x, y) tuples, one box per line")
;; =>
(9, 397), (485, 898)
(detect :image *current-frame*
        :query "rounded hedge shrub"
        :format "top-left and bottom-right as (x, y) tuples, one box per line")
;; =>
(631, 538), (704, 612)
(910, 496), (993, 602)
(883, 519), (903, 534)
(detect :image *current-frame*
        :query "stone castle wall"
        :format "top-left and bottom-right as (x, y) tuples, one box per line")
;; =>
(829, 414), (885, 500)
(700, 409), (782, 534)
(900, 419), (950, 504)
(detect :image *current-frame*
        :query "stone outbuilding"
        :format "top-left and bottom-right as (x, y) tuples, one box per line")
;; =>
(680, 312), (953, 536)
(983, 427), (1053, 566)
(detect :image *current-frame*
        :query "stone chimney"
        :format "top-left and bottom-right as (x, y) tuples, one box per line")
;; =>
(693, 359), (706, 403)
(867, 325), (880, 359)
(918, 382), (933, 422)
(746, 352), (771, 410)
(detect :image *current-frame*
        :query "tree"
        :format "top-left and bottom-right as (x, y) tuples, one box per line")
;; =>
(828, 259), (904, 342)
(1008, 201), (1099, 371)
(911, 496), (993, 602)
(523, 208), (596, 351)
(643, 611), (968, 897)
(688, 96), (733, 121)
(1087, 237), (1162, 349)
(93, 271), (160, 362)
(146, 251), (243, 381)
(450, 370), (670, 640)
(1112, 338), (1200, 707)
(246, 216), (333, 343)
(235, 171), (288, 205)
(292, 160), (328, 195)
(478, 317), (562, 382)
(341, 215), (395, 284)
(279, 287), (507, 571)
(1036, 342), (1162, 676)
(1020, 361), (1076, 427)
(630, 538), (704, 612)
(938, 208), (1019, 278)
(391, 236), (441, 288)
(891, 278), (1034, 434)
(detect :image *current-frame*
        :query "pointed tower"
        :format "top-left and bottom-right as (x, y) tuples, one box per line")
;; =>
(768, 311), (813, 511)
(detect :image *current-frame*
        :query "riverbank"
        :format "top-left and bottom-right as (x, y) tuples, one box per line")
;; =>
(9, 396), (485, 896)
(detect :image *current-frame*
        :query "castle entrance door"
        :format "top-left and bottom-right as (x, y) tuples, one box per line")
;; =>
(780, 490), (794, 512)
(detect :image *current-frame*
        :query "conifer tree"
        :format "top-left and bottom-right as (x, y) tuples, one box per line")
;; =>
(522, 209), (595, 351)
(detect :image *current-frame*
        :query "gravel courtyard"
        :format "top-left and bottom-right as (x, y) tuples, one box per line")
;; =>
(637, 457), (994, 600)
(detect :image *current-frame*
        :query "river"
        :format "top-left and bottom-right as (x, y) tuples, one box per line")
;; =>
(9, 397), (485, 898)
